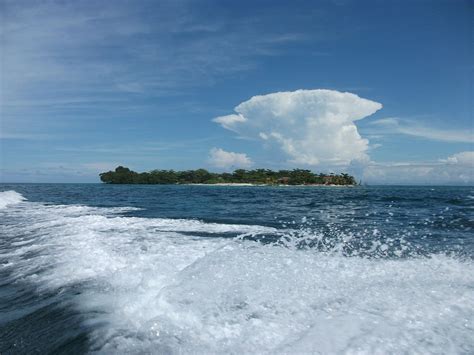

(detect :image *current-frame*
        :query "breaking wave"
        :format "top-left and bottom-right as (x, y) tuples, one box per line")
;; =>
(0, 190), (26, 209)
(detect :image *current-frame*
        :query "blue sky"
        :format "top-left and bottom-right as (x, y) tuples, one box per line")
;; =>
(0, 0), (472, 184)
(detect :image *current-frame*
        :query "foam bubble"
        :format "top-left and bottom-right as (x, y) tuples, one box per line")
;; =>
(1, 196), (473, 354)
(143, 245), (474, 354)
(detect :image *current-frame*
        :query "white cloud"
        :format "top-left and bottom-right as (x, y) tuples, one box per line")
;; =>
(0, 132), (53, 140)
(363, 151), (474, 185)
(441, 151), (474, 165)
(370, 117), (473, 143)
(212, 114), (247, 132)
(213, 89), (382, 166)
(1, 0), (312, 120)
(208, 148), (253, 169)
(369, 143), (383, 150)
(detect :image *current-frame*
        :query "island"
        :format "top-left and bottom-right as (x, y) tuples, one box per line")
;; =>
(99, 166), (357, 186)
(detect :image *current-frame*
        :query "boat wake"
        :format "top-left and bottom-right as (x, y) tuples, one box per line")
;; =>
(1, 191), (473, 353)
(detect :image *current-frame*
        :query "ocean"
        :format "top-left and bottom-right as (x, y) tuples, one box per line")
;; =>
(1, 184), (473, 354)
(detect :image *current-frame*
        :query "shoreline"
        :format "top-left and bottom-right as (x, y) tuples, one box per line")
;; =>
(182, 183), (357, 187)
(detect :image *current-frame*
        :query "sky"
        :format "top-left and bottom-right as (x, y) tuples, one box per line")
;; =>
(0, 0), (472, 184)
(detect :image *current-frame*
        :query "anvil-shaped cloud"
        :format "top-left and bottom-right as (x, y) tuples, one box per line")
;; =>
(213, 89), (382, 166)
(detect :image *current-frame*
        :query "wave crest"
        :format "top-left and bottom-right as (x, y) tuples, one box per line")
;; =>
(0, 190), (26, 209)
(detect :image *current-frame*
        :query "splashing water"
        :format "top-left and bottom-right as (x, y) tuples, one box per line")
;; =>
(1, 186), (473, 353)
(0, 190), (26, 209)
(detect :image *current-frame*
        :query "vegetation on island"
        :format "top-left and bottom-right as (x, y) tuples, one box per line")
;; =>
(100, 166), (357, 185)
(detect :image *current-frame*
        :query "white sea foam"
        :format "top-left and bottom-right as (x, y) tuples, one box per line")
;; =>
(0, 190), (26, 209)
(1, 194), (473, 354)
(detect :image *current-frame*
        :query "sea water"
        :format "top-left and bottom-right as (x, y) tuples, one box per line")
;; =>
(0, 184), (473, 354)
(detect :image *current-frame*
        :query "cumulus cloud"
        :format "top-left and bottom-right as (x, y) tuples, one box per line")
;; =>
(213, 89), (382, 166)
(208, 148), (253, 169)
(441, 151), (474, 165)
(363, 151), (474, 185)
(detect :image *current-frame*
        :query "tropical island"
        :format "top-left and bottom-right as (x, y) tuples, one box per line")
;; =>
(99, 166), (357, 186)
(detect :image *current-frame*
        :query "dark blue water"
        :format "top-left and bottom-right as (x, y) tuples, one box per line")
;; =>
(1, 184), (473, 354)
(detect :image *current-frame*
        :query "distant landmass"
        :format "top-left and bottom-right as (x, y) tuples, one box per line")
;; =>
(99, 166), (357, 186)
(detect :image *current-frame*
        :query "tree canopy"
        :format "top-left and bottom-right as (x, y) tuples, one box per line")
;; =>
(99, 166), (357, 185)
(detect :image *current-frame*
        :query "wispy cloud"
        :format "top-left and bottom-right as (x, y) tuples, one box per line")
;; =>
(369, 117), (473, 143)
(1, 0), (312, 121)
(0, 132), (54, 140)
(54, 137), (218, 155)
